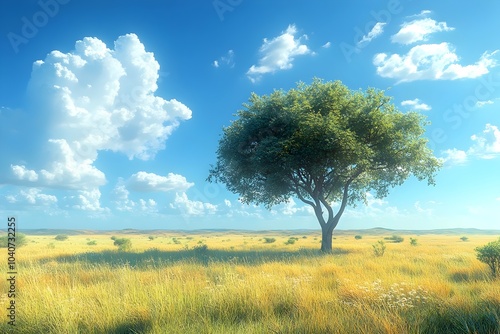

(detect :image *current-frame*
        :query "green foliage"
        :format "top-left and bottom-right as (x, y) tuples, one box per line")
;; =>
(354, 235), (362, 240)
(87, 240), (97, 246)
(373, 240), (386, 257)
(410, 238), (418, 246)
(475, 238), (500, 277)
(285, 237), (298, 245)
(460, 236), (469, 242)
(110, 236), (117, 241)
(148, 236), (156, 241)
(0, 233), (28, 247)
(55, 234), (69, 241)
(113, 238), (132, 251)
(172, 237), (181, 244)
(208, 79), (441, 251)
(384, 235), (404, 243)
(264, 237), (276, 244)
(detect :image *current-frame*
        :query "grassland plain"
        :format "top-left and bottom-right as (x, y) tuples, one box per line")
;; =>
(0, 230), (499, 334)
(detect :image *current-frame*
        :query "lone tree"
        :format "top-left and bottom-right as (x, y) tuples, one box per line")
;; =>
(208, 79), (441, 252)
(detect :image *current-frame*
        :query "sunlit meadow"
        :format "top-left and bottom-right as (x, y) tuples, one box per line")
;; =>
(1, 231), (499, 333)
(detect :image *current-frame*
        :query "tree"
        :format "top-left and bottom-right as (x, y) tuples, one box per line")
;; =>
(475, 238), (500, 278)
(113, 238), (132, 251)
(208, 79), (441, 252)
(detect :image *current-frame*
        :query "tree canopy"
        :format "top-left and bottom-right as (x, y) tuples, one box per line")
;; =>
(208, 79), (441, 251)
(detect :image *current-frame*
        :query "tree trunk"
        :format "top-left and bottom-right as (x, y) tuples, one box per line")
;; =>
(320, 223), (334, 252)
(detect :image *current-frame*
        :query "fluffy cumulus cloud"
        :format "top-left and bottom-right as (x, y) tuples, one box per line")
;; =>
(126, 171), (193, 192)
(440, 148), (468, 166)
(441, 124), (500, 166)
(373, 44), (497, 83)
(401, 98), (431, 111)
(469, 124), (500, 159)
(3, 33), (192, 213)
(391, 16), (454, 45)
(247, 25), (311, 82)
(171, 192), (217, 216)
(357, 22), (386, 48)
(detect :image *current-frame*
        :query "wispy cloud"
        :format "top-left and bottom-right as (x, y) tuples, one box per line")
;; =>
(322, 41), (331, 49)
(357, 22), (386, 48)
(213, 49), (235, 68)
(247, 25), (311, 82)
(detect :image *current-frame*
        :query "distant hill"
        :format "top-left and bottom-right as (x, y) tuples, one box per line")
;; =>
(9, 227), (500, 236)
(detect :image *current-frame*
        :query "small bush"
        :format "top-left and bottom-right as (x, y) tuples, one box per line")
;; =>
(263, 237), (276, 243)
(172, 237), (181, 244)
(285, 238), (297, 245)
(373, 240), (386, 257)
(110, 236), (117, 241)
(148, 236), (156, 241)
(410, 238), (418, 246)
(384, 235), (404, 243)
(113, 238), (132, 251)
(0, 233), (28, 247)
(460, 236), (469, 242)
(193, 244), (208, 255)
(354, 235), (362, 240)
(55, 234), (69, 241)
(475, 238), (500, 278)
(87, 240), (97, 246)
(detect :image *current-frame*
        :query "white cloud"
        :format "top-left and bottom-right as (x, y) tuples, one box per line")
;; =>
(224, 199), (232, 207)
(213, 50), (235, 68)
(282, 198), (313, 216)
(440, 148), (467, 166)
(468, 124), (500, 159)
(401, 98), (431, 111)
(9, 33), (191, 193)
(126, 171), (193, 192)
(374, 44), (497, 83)
(392, 17), (454, 45)
(111, 180), (158, 213)
(64, 189), (107, 212)
(247, 25), (311, 82)
(322, 42), (331, 49)
(475, 100), (494, 108)
(11, 165), (38, 182)
(357, 22), (386, 48)
(5, 188), (57, 206)
(171, 192), (217, 216)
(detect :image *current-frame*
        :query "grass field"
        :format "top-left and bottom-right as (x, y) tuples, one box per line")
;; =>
(1, 230), (499, 333)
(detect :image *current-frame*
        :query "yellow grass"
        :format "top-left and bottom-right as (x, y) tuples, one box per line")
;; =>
(1, 232), (499, 333)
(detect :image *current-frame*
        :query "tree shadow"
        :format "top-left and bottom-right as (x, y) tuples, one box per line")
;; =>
(39, 247), (350, 268)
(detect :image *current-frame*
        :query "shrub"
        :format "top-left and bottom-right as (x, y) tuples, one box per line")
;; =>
(172, 237), (181, 244)
(475, 238), (500, 278)
(193, 244), (208, 255)
(410, 238), (418, 246)
(0, 233), (28, 247)
(460, 236), (469, 242)
(285, 238), (297, 245)
(263, 237), (276, 243)
(148, 236), (156, 241)
(55, 234), (69, 241)
(110, 236), (117, 241)
(87, 240), (97, 246)
(373, 240), (386, 257)
(384, 235), (404, 243)
(113, 238), (132, 251)
(354, 235), (362, 240)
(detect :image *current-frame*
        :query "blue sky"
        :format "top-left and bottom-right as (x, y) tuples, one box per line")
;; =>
(1, 0), (499, 231)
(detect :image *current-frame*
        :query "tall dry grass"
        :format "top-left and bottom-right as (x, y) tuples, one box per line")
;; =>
(0, 232), (498, 333)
